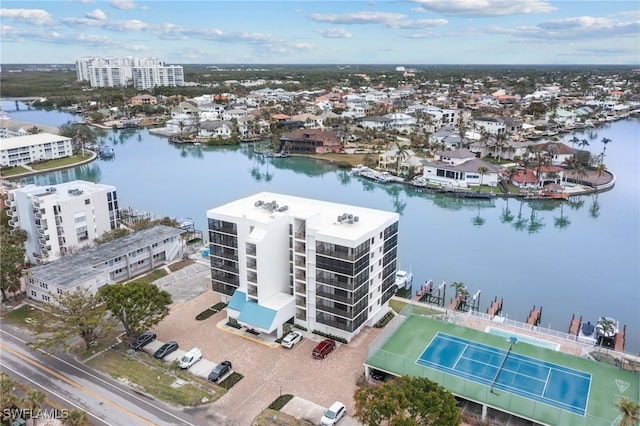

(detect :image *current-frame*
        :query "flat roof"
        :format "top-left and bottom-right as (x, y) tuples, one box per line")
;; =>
(14, 180), (116, 199)
(207, 191), (398, 242)
(28, 225), (183, 288)
(0, 132), (71, 151)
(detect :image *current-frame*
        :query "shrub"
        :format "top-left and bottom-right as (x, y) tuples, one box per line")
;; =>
(293, 324), (307, 331)
(268, 394), (294, 411)
(312, 330), (348, 344)
(195, 302), (227, 321)
(374, 311), (395, 328)
(226, 318), (241, 329)
(218, 372), (243, 390)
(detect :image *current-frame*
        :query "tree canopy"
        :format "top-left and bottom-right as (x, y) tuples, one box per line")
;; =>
(354, 375), (461, 426)
(33, 286), (115, 351)
(99, 281), (172, 337)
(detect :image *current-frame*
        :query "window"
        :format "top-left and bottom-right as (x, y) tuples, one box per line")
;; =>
(40, 282), (48, 289)
(41, 295), (50, 302)
(30, 290), (36, 297)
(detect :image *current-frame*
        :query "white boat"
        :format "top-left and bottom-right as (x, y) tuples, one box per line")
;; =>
(395, 269), (413, 290)
(595, 317), (619, 340)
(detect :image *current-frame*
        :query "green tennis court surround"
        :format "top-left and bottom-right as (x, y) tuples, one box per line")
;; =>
(365, 314), (639, 426)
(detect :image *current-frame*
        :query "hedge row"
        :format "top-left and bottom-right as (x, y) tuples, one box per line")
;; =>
(195, 302), (227, 321)
(373, 311), (395, 328)
(268, 394), (294, 411)
(312, 330), (348, 344)
(218, 372), (243, 390)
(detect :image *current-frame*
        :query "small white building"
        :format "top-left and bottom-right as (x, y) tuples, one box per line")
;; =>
(420, 149), (500, 188)
(0, 133), (73, 168)
(7, 180), (119, 263)
(207, 192), (400, 342)
(25, 225), (183, 304)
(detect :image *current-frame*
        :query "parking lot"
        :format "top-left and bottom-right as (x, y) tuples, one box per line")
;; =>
(153, 262), (379, 425)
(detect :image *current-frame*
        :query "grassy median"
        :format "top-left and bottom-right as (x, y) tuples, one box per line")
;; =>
(87, 346), (222, 406)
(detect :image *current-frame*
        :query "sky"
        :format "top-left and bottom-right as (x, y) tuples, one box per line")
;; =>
(1, 0), (639, 65)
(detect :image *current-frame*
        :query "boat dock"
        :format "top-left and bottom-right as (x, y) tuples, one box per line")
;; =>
(615, 325), (626, 351)
(448, 294), (465, 311)
(486, 297), (503, 316)
(568, 313), (582, 337)
(526, 305), (542, 326)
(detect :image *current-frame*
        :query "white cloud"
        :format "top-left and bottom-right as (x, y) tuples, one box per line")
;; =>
(85, 9), (106, 21)
(109, 0), (144, 10)
(407, 0), (556, 17)
(487, 14), (640, 41)
(0, 8), (55, 26)
(315, 27), (353, 38)
(309, 11), (407, 26)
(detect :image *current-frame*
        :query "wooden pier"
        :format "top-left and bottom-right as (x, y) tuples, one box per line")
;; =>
(413, 280), (434, 301)
(615, 325), (626, 352)
(486, 297), (503, 317)
(568, 313), (582, 337)
(526, 305), (542, 326)
(448, 294), (465, 311)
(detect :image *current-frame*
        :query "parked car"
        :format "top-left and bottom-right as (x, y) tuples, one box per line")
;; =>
(370, 368), (390, 382)
(320, 401), (346, 425)
(207, 360), (232, 383)
(281, 331), (302, 349)
(153, 341), (178, 360)
(179, 347), (202, 369)
(312, 339), (336, 359)
(129, 332), (156, 351)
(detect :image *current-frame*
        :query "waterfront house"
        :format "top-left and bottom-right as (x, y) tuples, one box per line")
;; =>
(378, 148), (423, 176)
(279, 129), (341, 154)
(0, 133), (73, 168)
(199, 120), (233, 139)
(420, 149), (500, 188)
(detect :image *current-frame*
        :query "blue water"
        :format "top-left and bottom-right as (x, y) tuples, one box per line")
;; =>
(485, 327), (559, 351)
(2, 101), (638, 353)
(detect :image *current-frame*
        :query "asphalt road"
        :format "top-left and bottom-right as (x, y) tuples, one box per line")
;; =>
(0, 326), (204, 426)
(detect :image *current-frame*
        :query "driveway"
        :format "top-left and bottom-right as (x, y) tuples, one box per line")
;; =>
(154, 289), (378, 426)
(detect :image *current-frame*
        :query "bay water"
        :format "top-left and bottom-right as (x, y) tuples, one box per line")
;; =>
(3, 101), (638, 353)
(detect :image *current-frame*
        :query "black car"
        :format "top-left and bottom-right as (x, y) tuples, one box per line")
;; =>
(153, 341), (178, 359)
(370, 369), (390, 381)
(129, 332), (157, 351)
(207, 361), (232, 383)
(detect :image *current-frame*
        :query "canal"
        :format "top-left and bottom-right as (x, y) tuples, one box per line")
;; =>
(3, 101), (639, 353)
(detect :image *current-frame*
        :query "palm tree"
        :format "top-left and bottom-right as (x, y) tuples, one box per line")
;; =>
(63, 409), (89, 426)
(477, 166), (489, 189)
(24, 389), (46, 426)
(451, 282), (468, 298)
(0, 373), (19, 417)
(569, 136), (580, 149)
(393, 142), (410, 176)
(600, 137), (611, 162)
(594, 163), (607, 186)
(616, 397), (640, 426)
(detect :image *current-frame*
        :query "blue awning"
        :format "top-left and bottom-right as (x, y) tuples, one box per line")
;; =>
(227, 290), (278, 331)
(238, 300), (278, 331)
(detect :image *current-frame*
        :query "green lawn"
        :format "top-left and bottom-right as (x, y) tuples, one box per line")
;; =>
(125, 269), (168, 285)
(29, 153), (93, 170)
(2, 304), (45, 327)
(87, 347), (222, 406)
(1, 166), (30, 177)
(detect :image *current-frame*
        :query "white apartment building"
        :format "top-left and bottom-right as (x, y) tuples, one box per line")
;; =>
(0, 133), (73, 168)
(76, 57), (165, 81)
(7, 181), (119, 263)
(25, 225), (183, 304)
(207, 192), (400, 342)
(89, 66), (128, 88)
(132, 65), (184, 90)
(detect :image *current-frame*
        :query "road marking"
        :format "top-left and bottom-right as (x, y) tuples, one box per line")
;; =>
(1, 329), (197, 426)
(1, 344), (155, 426)
(0, 363), (112, 426)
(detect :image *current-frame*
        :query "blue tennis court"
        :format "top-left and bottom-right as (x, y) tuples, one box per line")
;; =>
(417, 333), (592, 416)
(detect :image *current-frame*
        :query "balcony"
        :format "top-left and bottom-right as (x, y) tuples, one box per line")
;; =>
(36, 228), (45, 236)
(4, 199), (13, 207)
(8, 220), (17, 227)
(55, 216), (63, 226)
